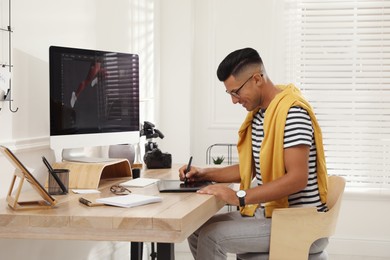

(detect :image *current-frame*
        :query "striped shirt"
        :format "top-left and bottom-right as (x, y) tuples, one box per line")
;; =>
(252, 106), (327, 212)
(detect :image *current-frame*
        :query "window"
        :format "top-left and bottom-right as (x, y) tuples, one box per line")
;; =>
(285, 0), (390, 189)
(129, 0), (156, 124)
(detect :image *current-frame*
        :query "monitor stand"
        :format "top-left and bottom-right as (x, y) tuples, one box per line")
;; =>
(53, 158), (132, 189)
(62, 148), (116, 163)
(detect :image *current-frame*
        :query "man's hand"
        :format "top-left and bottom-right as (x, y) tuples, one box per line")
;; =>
(197, 184), (238, 206)
(179, 164), (205, 182)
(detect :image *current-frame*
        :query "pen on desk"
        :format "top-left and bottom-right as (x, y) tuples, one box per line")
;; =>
(184, 156), (193, 184)
(79, 197), (104, 207)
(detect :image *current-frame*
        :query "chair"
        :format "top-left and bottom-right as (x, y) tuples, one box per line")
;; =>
(237, 175), (345, 260)
(206, 143), (237, 165)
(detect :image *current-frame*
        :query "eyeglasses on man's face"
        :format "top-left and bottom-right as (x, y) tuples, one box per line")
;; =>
(225, 74), (255, 98)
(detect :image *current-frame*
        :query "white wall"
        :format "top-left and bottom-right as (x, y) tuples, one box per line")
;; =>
(190, 0), (286, 166)
(0, 0), (145, 146)
(0, 0), (158, 194)
(159, 0), (286, 166)
(328, 190), (390, 259)
(158, 0), (193, 164)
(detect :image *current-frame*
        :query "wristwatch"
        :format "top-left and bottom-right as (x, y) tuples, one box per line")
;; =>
(236, 190), (247, 207)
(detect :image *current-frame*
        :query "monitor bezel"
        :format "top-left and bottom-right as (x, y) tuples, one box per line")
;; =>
(49, 45), (140, 152)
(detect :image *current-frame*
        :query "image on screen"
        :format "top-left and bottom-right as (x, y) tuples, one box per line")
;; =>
(50, 46), (139, 137)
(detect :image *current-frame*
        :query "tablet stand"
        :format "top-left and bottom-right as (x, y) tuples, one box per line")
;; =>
(7, 169), (56, 210)
(0, 145), (57, 211)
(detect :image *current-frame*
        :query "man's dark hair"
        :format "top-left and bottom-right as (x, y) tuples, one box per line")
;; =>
(216, 47), (263, 81)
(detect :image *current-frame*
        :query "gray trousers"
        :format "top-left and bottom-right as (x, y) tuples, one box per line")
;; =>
(188, 208), (328, 260)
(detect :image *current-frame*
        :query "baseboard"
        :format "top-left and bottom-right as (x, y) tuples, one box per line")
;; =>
(328, 236), (390, 258)
(0, 136), (49, 152)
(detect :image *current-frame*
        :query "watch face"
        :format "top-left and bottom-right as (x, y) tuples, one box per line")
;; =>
(237, 190), (246, 198)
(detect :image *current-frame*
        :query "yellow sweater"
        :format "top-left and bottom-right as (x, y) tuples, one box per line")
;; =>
(237, 84), (328, 217)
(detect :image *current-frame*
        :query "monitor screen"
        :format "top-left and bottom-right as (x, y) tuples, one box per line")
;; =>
(49, 46), (140, 157)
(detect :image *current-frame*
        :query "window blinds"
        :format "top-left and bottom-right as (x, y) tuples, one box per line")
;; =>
(285, 0), (390, 188)
(101, 53), (139, 128)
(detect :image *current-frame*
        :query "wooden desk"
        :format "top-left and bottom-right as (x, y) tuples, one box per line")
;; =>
(0, 165), (226, 259)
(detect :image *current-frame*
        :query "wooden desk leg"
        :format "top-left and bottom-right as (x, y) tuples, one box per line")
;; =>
(157, 243), (175, 260)
(131, 242), (143, 260)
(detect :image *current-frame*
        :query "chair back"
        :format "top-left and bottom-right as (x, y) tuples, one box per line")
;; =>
(268, 175), (346, 260)
(322, 175), (346, 237)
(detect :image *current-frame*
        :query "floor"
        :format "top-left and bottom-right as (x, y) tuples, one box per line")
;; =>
(173, 242), (388, 260)
(141, 240), (387, 260)
(174, 240), (237, 260)
(172, 242), (388, 260)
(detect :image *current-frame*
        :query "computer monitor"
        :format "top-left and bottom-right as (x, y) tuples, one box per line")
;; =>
(49, 46), (140, 161)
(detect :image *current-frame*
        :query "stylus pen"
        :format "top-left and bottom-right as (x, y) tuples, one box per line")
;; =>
(184, 156), (193, 184)
(79, 197), (104, 207)
(42, 156), (68, 194)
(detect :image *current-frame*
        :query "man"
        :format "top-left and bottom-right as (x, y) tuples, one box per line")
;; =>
(179, 48), (329, 259)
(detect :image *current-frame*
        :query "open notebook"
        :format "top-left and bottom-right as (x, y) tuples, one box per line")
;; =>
(96, 194), (162, 208)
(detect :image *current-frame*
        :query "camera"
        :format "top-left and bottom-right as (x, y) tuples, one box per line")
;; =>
(140, 121), (172, 169)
